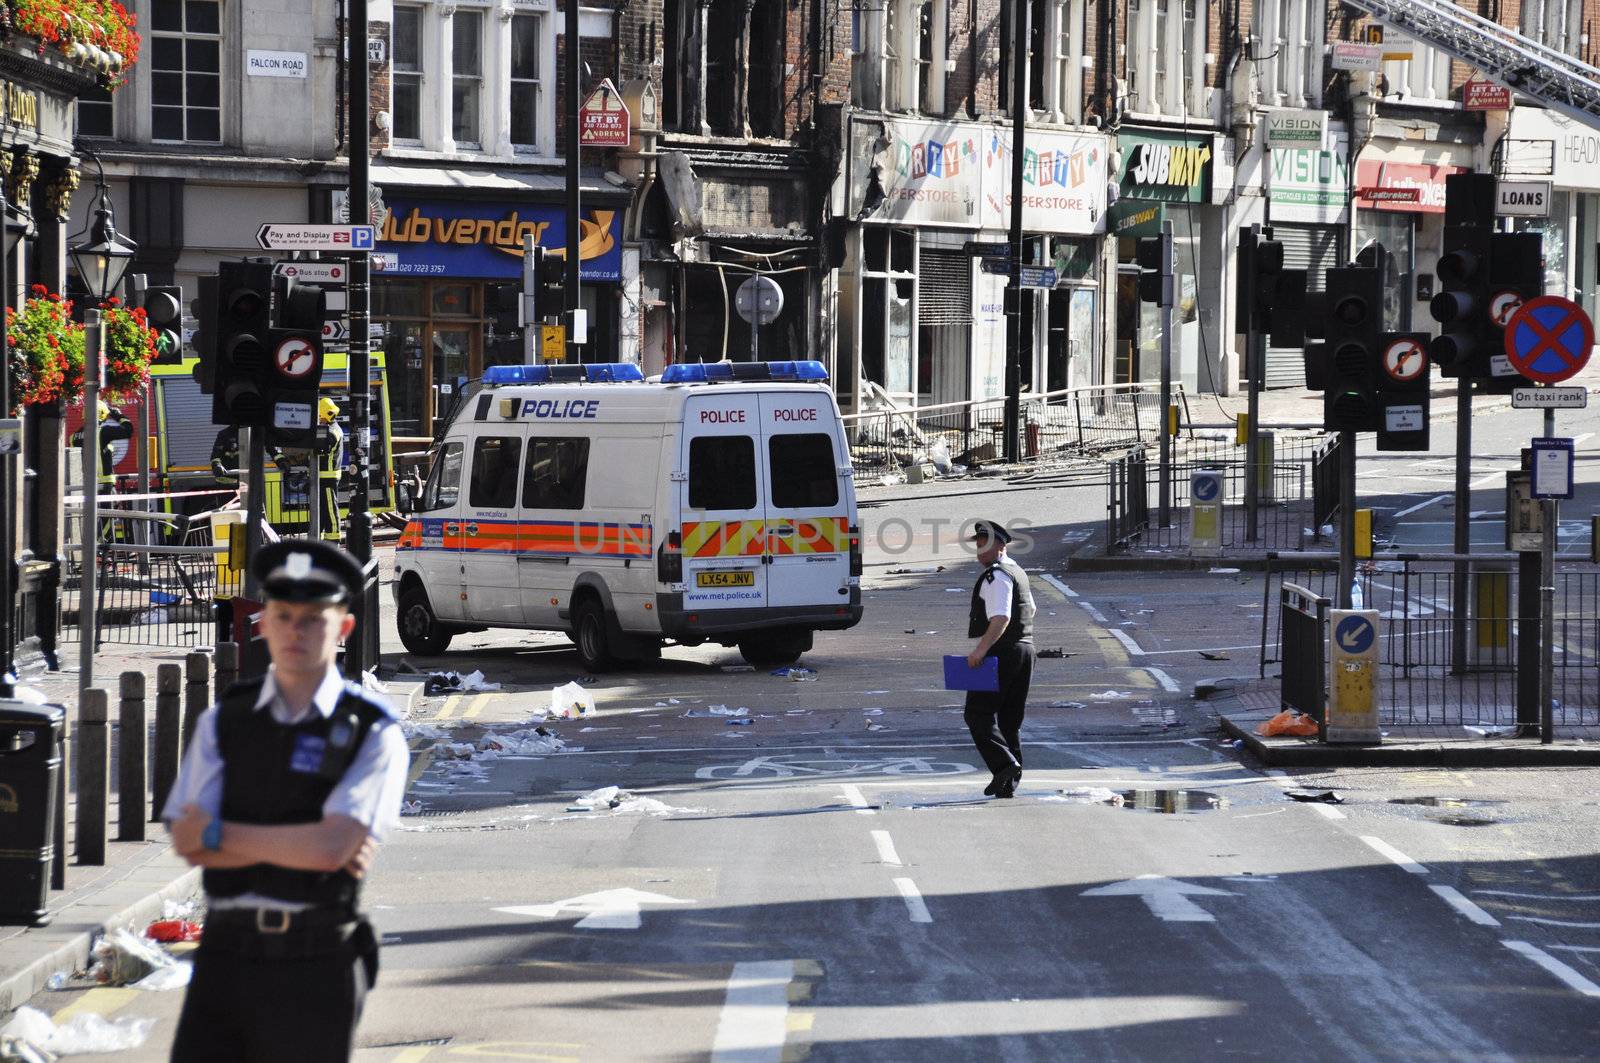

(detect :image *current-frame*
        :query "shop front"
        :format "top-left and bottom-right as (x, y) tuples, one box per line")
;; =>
(1264, 132), (1349, 388)
(1352, 151), (1468, 334)
(1503, 106), (1600, 320)
(1110, 128), (1222, 393)
(364, 194), (626, 438)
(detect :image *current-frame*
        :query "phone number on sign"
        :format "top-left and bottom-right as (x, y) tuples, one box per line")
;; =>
(385, 263), (448, 275)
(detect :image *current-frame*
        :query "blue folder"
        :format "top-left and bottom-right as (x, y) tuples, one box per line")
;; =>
(943, 655), (1000, 692)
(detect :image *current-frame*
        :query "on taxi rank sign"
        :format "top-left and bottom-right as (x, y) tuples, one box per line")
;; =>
(578, 78), (631, 147)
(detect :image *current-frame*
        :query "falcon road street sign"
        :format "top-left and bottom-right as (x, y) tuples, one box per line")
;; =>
(257, 224), (377, 252)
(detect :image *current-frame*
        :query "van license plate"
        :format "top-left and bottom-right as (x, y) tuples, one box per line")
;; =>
(697, 571), (755, 588)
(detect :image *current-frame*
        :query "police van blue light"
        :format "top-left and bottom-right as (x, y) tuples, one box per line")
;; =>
(661, 360), (829, 384)
(483, 362), (645, 386)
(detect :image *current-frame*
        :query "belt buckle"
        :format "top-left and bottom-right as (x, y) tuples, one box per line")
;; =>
(255, 908), (292, 934)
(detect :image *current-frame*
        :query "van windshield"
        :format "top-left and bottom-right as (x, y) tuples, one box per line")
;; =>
(689, 436), (756, 510)
(769, 434), (838, 508)
(420, 442), (463, 510)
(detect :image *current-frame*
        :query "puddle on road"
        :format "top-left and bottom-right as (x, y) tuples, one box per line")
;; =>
(1389, 796), (1505, 827)
(1078, 789), (1229, 813)
(1388, 797), (1506, 808)
(1430, 814), (1499, 827)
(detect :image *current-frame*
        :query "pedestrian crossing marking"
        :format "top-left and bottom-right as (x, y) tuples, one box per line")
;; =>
(786, 1012), (815, 1031)
(463, 693), (494, 719)
(432, 695), (463, 721)
(51, 986), (137, 1023)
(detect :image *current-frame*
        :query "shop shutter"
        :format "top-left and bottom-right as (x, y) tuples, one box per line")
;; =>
(917, 249), (971, 326)
(156, 375), (218, 471)
(1264, 223), (1341, 389)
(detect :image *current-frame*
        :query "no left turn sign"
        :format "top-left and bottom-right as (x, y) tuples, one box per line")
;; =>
(275, 336), (318, 379)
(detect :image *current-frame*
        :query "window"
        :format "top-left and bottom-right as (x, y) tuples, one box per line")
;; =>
(510, 13), (542, 150)
(392, 5), (423, 141)
(422, 442), (463, 510)
(452, 9), (483, 146)
(522, 438), (590, 510)
(1130, 0), (1205, 116)
(150, 0), (221, 143)
(78, 84), (113, 138)
(469, 435), (522, 509)
(769, 435), (839, 509)
(667, 0), (789, 134)
(689, 436), (757, 510)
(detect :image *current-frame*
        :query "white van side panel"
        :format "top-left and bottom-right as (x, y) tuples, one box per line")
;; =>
(573, 425), (669, 636)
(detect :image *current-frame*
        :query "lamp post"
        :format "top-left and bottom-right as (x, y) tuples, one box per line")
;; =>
(67, 158), (137, 696)
(0, 182), (33, 699)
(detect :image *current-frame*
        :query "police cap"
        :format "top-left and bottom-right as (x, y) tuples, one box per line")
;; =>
(966, 520), (1013, 546)
(252, 540), (364, 604)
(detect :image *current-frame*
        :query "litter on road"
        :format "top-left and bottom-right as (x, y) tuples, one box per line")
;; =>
(547, 681), (595, 718)
(425, 669), (502, 695)
(0, 1006), (156, 1056)
(1285, 789), (1344, 804)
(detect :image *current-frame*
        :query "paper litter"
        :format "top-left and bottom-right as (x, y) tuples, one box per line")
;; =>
(478, 727), (566, 756)
(684, 705), (747, 718)
(89, 928), (175, 986)
(1088, 690), (1132, 700)
(568, 786), (698, 816)
(2, 1006), (158, 1056)
(1208, 567), (1242, 575)
(862, 708), (884, 716)
(134, 962), (193, 991)
(546, 681), (595, 718)
(1464, 725), (1515, 738)
(771, 667), (817, 681)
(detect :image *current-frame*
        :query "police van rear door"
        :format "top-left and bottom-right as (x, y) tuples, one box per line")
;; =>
(759, 389), (851, 608)
(679, 391), (769, 612)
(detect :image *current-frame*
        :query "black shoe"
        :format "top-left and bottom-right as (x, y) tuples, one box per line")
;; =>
(997, 766), (1022, 798)
(984, 774), (1001, 797)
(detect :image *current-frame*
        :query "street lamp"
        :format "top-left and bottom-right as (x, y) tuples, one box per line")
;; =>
(68, 175), (135, 302)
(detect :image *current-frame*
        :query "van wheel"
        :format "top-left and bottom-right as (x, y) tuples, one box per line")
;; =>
(738, 638), (804, 667)
(573, 599), (614, 672)
(398, 587), (453, 656)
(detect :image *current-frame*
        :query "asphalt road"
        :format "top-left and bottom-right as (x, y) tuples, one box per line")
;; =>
(21, 405), (1600, 1060)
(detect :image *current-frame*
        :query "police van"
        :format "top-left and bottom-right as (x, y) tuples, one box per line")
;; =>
(394, 360), (862, 670)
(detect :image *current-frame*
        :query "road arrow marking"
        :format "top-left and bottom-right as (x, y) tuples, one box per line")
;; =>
(1080, 875), (1236, 922)
(495, 888), (694, 930)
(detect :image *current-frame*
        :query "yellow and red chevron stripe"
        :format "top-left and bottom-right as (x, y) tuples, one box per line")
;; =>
(768, 517), (850, 555)
(682, 517), (848, 557)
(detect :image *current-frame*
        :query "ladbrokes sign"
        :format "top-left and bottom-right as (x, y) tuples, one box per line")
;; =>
(373, 199), (623, 280)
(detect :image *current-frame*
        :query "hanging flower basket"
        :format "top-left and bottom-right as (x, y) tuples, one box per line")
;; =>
(96, 296), (155, 402)
(5, 285), (82, 413)
(8, 0), (141, 89)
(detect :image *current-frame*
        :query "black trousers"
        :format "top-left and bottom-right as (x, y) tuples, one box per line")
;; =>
(963, 641), (1034, 776)
(171, 944), (368, 1063)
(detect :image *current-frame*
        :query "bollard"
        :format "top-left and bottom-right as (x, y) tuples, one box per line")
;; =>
(76, 688), (110, 866)
(117, 671), (147, 841)
(152, 663), (182, 821)
(215, 641), (239, 696)
(182, 651), (211, 752)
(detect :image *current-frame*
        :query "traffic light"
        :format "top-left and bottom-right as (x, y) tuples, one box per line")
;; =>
(143, 285), (183, 365)
(535, 245), (563, 323)
(1375, 331), (1431, 451)
(1135, 233), (1172, 306)
(1481, 231), (1543, 393)
(489, 281), (521, 335)
(1429, 225), (1490, 377)
(190, 274), (218, 393)
(1322, 265), (1384, 432)
(212, 260), (273, 426)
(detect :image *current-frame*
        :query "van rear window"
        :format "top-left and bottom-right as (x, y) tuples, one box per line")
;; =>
(469, 436), (522, 509)
(523, 438), (590, 510)
(769, 434), (838, 508)
(689, 436), (756, 510)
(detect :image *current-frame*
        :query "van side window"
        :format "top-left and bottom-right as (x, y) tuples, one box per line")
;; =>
(523, 438), (590, 510)
(468, 436), (523, 509)
(769, 434), (838, 508)
(420, 442), (463, 510)
(689, 436), (756, 510)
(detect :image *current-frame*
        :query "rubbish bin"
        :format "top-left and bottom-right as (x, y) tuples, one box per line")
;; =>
(0, 701), (65, 927)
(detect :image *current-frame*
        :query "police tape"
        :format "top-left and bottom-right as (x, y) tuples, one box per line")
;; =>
(65, 487), (238, 505)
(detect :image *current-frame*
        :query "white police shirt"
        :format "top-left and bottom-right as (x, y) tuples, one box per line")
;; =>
(162, 664), (410, 910)
(978, 550), (1016, 622)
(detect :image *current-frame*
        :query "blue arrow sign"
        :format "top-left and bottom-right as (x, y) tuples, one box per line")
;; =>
(1335, 614), (1375, 655)
(1191, 473), (1221, 502)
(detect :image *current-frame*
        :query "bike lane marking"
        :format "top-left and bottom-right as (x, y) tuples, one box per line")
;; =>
(710, 959), (796, 1062)
(872, 830), (904, 867)
(839, 784), (876, 815)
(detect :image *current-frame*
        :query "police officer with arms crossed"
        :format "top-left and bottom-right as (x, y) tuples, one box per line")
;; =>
(163, 539), (409, 1062)
(962, 520), (1037, 799)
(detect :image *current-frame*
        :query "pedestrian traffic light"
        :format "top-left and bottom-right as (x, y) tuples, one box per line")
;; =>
(1480, 231), (1544, 393)
(1135, 233), (1172, 306)
(190, 274), (219, 393)
(265, 275), (327, 446)
(143, 285), (183, 365)
(1322, 265), (1384, 432)
(1429, 225), (1490, 377)
(212, 261), (274, 426)
(1375, 332), (1431, 451)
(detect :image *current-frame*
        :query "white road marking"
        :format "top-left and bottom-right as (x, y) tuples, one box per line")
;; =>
(1572, 432), (1594, 447)
(1308, 803), (1347, 820)
(1263, 769), (1345, 817)
(1081, 875), (1236, 923)
(495, 889), (694, 930)
(1429, 885), (1502, 927)
(1548, 945), (1600, 954)
(1471, 470), (1508, 489)
(1360, 836), (1429, 875)
(871, 830), (904, 867)
(1144, 667), (1180, 693)
(1394, 494), (1450, 519)
(894, 877), (933, 923)
(1041, 574), (1078, 598)
(1141, 642), (1269, 656)
(1503, 940), (1600, 999)
(1506, 915), (1600, 929)
(1109, 629), (1145, 656)
(1076, 600), (1111, 624)
(840, 784), (875, 815)
(1474, 890), (1600, 901)
(711, 960), (796, 1062)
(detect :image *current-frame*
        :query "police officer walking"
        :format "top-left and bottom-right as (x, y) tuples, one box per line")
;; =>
(163, 539), (408, 1062)
(961, 520), (1036, 799)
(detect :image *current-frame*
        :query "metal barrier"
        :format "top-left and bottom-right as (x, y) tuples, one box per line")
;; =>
(1260, 553), (1600, 733)
(844, 383), (1181, 479)
(1311, 435), (1340, 533)
(1106, 449), (1149, 547)
(1279, 582), (1329, 733)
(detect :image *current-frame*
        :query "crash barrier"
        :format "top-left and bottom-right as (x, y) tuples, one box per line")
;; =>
(1279, 582), (1329, 733)
(843, 383), (1184, 481)
(1105, 432), (1336, 553)
(1260, 554), (1600, 733)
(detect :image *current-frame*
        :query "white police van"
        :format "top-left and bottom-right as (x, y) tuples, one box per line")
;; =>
(393, 360), (862, 670)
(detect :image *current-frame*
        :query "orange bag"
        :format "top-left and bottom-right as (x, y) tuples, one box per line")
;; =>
(1256, 710), (1319, 737)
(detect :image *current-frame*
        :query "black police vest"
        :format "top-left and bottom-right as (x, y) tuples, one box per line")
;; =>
(202, 677), (390, 909)
(968, 555), (1036, 649)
